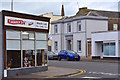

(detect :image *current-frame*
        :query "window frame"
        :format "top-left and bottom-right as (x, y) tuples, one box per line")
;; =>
(113, 24), (118, 30)
(67, 23), (71, 33)
(103, 42), (116, 56)
(77, 22), (81, 32)
(54, 25), (58, 34)
(54, 41), (58, 52)
(77, 40), (81, 52)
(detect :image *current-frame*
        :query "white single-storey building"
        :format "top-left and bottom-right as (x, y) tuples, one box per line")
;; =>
(92, 31), (120, 59)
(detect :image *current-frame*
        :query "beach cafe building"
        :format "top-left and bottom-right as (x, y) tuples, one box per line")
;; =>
(0, 10), (50, 77)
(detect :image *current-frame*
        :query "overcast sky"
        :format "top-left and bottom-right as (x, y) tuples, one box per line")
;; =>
(0, 0), (120, 16)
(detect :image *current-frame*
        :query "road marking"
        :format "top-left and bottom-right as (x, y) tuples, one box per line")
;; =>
(88, 72), (120, 76)
(69, 70), (86, 77)
(82, 76), (101, 79)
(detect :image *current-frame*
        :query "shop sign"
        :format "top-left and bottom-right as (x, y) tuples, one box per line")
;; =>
(5, 16), (48, 30)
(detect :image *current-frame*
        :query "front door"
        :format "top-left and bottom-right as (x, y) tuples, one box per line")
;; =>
(67, 40), (72, 50)
(88, 42), (91, 56)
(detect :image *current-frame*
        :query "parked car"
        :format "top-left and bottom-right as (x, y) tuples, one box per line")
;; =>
(58, 50), (80, 61)
(48, 51), (58, 60)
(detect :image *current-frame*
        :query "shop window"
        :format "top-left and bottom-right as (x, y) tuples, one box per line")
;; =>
(36, 32), (48, 66)
(36, 41), (47, 49)
(104, 43), (109, 55)
(104, 43), (115, 56)
(7, 50), (21, 69)
(77, 40), (81, 52)
(6, 30), (48, 69)
(36, 33), (47, 40)
(22, 31), (34, 40)
(109, 43), (115, 56)
(7, 40), (20, 50)
(23, 50), (35, 67)
(22, 40), (34, 50)
(37, 49), (47, 66)
(6, 30), (20, 39)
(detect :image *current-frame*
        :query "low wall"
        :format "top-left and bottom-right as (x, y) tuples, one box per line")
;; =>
(7, 66), (48, 77)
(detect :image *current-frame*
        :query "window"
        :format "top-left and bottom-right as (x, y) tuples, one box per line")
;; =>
(36, 33), (47, 66)
(23, 50), (35, 67)
(22, 31), (34, 40)
(77, 22), (81, 31)
(77, 41), (81, 52)
(104, 42), (115, 56)
(113, 24), (118, 30)
(6, 30), (21, 69)
(6, 30), (48, 69)
(54, 41), (58, 52)
(54, 25), (58, 34)
(67, 23), (71, 32)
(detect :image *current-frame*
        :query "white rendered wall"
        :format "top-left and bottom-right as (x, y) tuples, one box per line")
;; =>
(51, 34), (61, 54)
(51, 23), (62, 54)
(86, 19), (108, 39)
(73, 33), (86, 56)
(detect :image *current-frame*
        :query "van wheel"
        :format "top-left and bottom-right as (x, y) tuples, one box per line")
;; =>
(58, 56), (61, 61)
(67, 56), (70, 61)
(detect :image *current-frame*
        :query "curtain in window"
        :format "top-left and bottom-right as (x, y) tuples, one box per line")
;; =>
(109, 43), (115, 56)
(36, 41), (47, 49)
(104, 43), (115, 56)
(7, 40), (20, 50)
(104, 43), (109, 56)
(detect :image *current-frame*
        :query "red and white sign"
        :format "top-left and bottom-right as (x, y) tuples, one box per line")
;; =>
(8, 19), (26, 25)
(5, 16), (48, 30)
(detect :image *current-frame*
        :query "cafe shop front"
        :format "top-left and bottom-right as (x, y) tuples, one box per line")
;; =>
(1, 10), (50, 77)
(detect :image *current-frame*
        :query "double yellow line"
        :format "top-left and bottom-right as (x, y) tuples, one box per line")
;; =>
(47, 70), (86, 78)
(69, 70), (86, 77)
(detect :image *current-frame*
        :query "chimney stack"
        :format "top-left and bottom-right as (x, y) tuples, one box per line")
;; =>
(61, 3), (65, 17)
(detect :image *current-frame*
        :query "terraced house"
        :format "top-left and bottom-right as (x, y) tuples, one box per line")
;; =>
(51, 7), (120, 59)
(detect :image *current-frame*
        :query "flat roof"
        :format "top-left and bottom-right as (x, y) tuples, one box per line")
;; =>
(2, 10), (50, 22)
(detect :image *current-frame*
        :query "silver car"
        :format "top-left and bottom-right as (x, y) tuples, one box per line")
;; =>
(48, 51), (58, 60)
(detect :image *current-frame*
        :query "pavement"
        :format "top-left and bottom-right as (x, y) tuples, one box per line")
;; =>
(80, 56), (120, 63)
(7, 66), (85, 78)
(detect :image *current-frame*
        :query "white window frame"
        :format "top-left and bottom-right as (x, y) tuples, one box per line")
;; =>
(54, 41), (58, 52)
(54, 25), (58, 34)
(67, 23), (71, 33)
(113, 24), (118, 30)
(77, 40), (81, 52)
(103, 42), (116, 57)
(77, 22), (81, 32)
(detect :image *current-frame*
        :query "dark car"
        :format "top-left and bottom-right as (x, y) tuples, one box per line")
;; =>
(58, 50), (80, 61)
(48, 51), (58, 60)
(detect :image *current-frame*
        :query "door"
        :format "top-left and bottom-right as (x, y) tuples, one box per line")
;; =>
(67, 40), (72, 50)
(88, 42), (91, 56)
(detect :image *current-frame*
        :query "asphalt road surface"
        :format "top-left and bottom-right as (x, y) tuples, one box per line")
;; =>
(48, 60), (120, 79)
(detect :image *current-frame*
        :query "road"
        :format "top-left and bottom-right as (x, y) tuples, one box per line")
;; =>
(48, 60), (120, 79)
